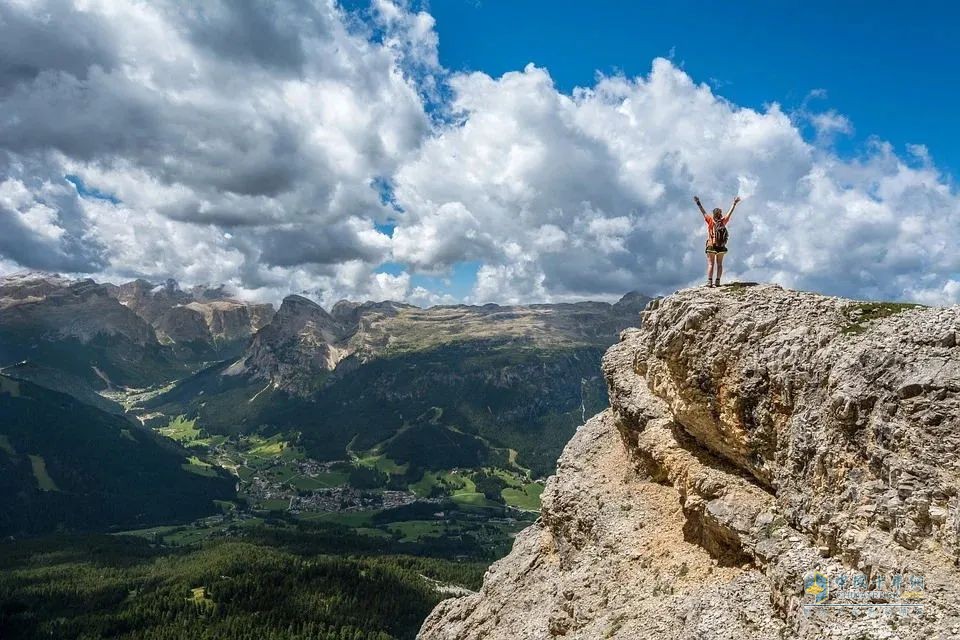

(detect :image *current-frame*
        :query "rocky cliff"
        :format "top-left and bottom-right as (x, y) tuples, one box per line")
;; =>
(0, 273), (157, 346)
(241, 294), (349, 394)
(419, 284), (960, 640)
(112, 278), (274, 348)
(0, 273), (191, 389)
(235, 292), (652, 397)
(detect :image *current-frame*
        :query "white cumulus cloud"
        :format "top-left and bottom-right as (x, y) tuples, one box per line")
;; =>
(0, 2), (957, 306)
(390, 58), (960, 304)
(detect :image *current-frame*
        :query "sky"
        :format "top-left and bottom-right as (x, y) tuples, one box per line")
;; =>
(0, 0), (958, 307)
(426, 0), (960, 172)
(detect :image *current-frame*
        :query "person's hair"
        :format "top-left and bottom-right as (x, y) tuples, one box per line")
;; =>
(712, 207), (722, 217)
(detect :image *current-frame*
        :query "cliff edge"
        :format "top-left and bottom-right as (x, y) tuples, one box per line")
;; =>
(419, 284), (960, 640)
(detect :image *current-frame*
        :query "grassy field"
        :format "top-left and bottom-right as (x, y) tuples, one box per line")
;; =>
(501, 483), (543, 510)
(256, 498), (289, 511)
(409, 467), (545, 510)
(113, 523), (182, 538)
(357, 453), (409, 474)
(28, 455), (59, 491)
(0, 434), (16, 456)
(387, 520), (457, 542)
(248, 438), (286, 457)
(410, 469), (469, 497)
(159, 415), (202, 442)
(450, 492), (497, 507)
(164, 526), (220, 546)
(842, 301), (926, 335)
(410, 472), (440, 496)
(268, 463), (298, 482)
(182, 455), (219, 477)
(119, 516), (268, 545)
(490, 468), (544, 510)
(190, 434), (228, 448)
(447, 472), (498, 507)
(290, 471), (349, 490)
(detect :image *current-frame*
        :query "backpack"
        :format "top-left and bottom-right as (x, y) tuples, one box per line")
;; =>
(712, 221), (728, 248)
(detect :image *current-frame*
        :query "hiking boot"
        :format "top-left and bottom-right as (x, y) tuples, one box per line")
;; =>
(714, 278), (721, 287)
(707, 279), (714, 288)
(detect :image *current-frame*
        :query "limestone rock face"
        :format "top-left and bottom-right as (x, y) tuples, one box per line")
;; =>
(242, 295), (348, 395)
(237, 292), (653, 398)
(330, 299), (413, 328)
(153, 305), (211, 345)
(419, 284), (960, 640)
(0, 273), (157, 345)
(193, 300), (274, 342)
(112, 278), (185, 325)
(113, 277), (274, 347)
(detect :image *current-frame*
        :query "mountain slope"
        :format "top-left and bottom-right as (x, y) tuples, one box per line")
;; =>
(243, 294), (348, 395)
(0, 273), (189, 390)
(0, 374), (235, 536)
(142, 292), (651, 476)
(111, 278), (274, 360)
(420, 284), (960, 639)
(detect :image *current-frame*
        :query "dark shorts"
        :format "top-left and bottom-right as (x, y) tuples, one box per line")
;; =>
(705, 245), (728, 254)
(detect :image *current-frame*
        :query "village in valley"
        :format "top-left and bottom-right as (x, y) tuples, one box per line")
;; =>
(118, 412), (537, 550)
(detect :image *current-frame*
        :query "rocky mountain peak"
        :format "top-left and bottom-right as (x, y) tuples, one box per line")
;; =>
(242, 294), (347, 394)
(0, 272), (157, 346)
(0, 272), (93, 306)
(330, 298), (413, 327)
(613, 289), (652, 311)
(271, 295), (340, 334)
(420, 283), (960, 639)
(278, 293), (326, 313)
(238, 291), (656, 397)
(112, 276), (274, 348)
(188, 283), (230, 302)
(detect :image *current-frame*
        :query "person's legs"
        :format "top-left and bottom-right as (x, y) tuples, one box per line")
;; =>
(715, 252), (725, 285)
(706, 252), (715, 285)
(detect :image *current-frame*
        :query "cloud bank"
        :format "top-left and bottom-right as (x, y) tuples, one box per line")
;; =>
(1, 0), (957, 305)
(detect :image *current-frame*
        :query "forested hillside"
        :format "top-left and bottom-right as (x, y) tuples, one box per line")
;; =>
(0, 375), (235, 536)
(0, 528), (486, 640)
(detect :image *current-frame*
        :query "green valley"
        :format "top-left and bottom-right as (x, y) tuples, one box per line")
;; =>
(0, 273), (649, 640)
(0, 532), (487, 640)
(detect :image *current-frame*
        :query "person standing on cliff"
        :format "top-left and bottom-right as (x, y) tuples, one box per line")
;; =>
(694, 195), (741, 287)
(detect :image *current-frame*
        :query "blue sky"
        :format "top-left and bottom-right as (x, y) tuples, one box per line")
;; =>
(423, 0), (957, 177)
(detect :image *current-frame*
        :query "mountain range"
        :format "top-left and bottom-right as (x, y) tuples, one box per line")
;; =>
(0, 271), (650, 534)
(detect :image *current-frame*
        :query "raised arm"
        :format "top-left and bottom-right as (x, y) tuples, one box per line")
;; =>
(693, 196), (708, 218)
(723, 196), (741, 223)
